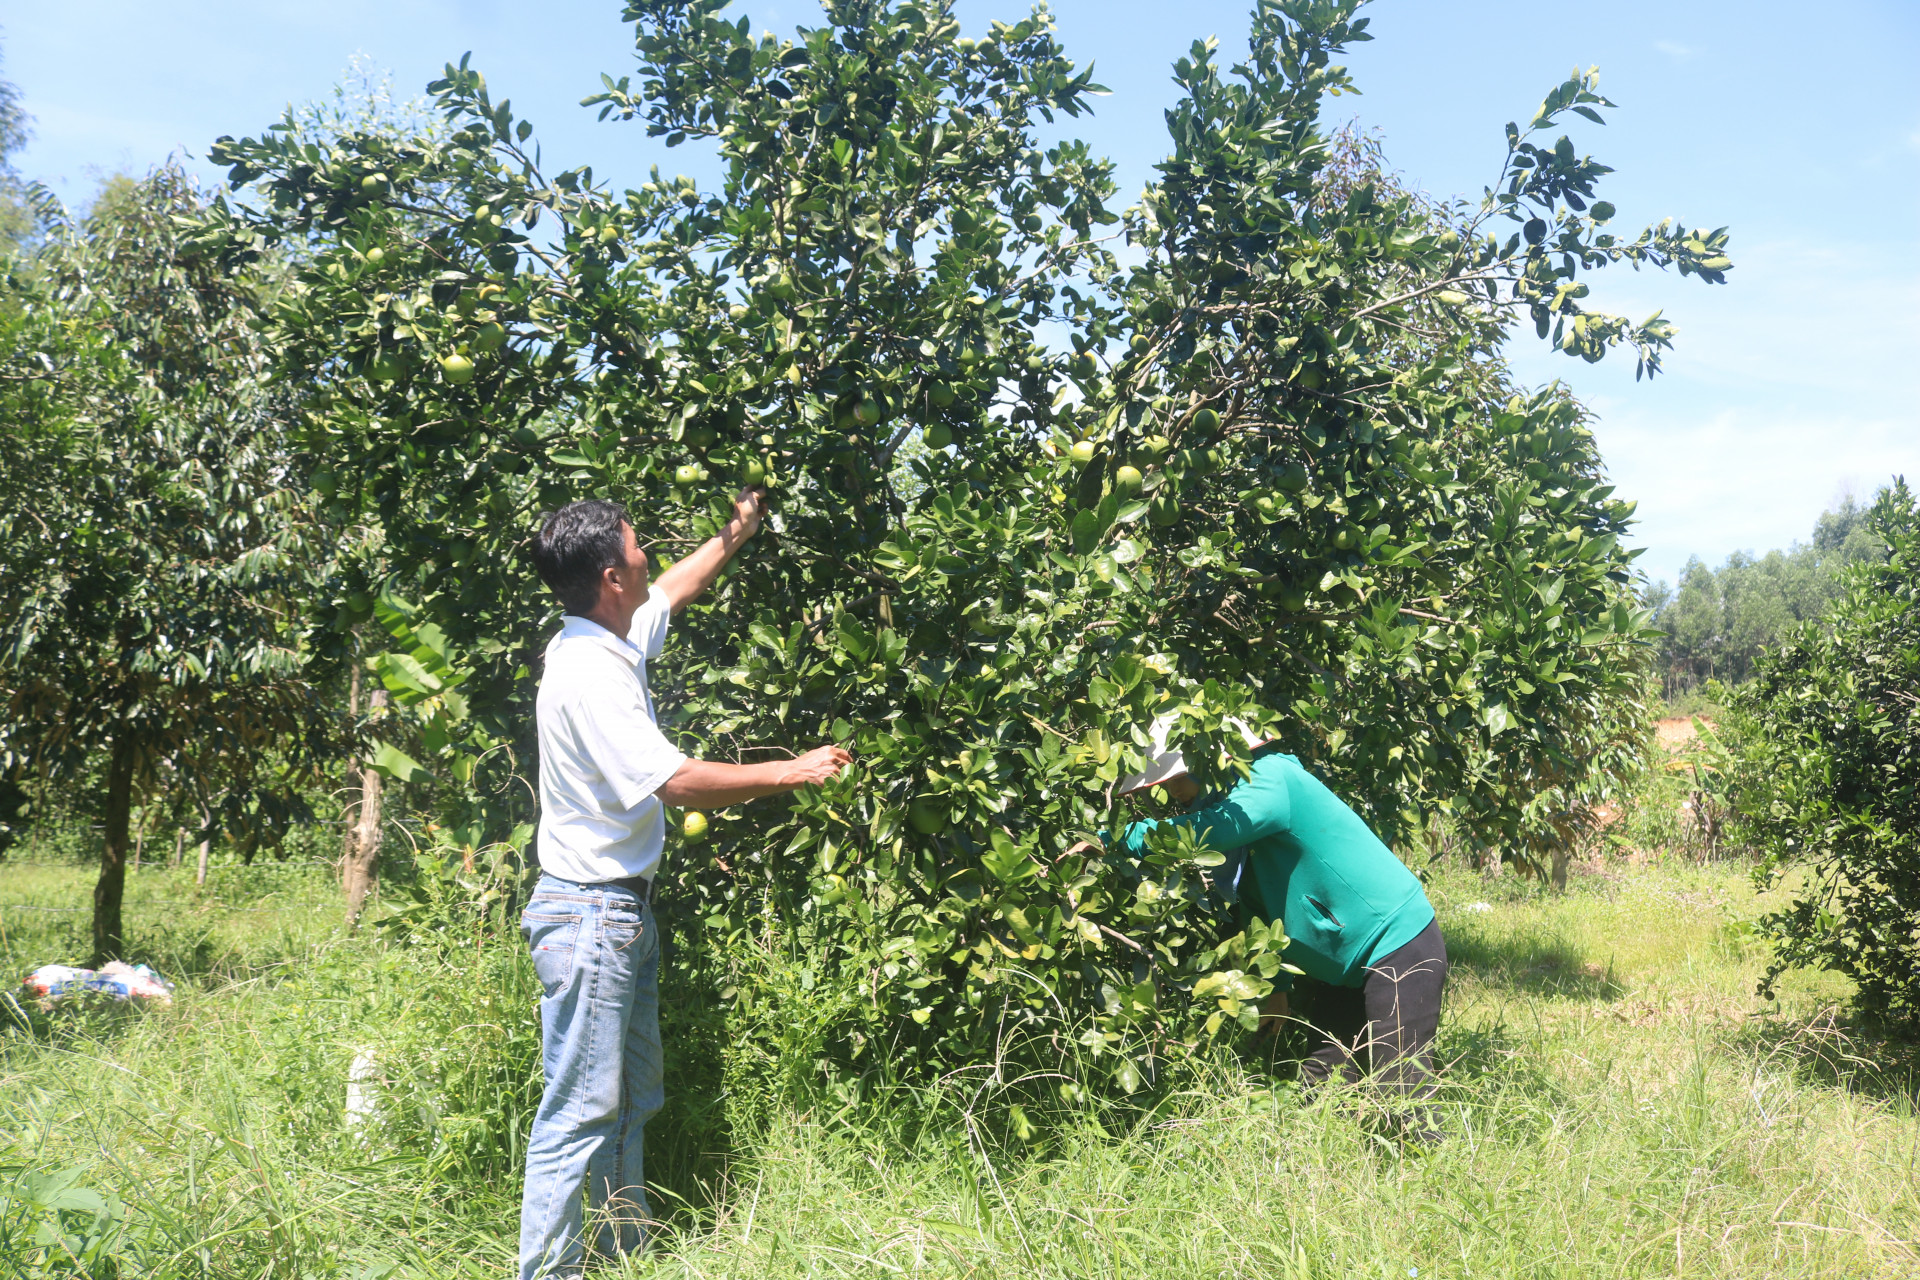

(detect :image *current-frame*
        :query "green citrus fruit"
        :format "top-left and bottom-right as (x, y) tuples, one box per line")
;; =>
(1149, 494), (1180, 527)
(1192, 407), (1221, 432)
(1131, 334), (1151, 354)
(1277, 461), (1310, 491)
(682, 811), (709, 842)
(312, 469), (337, 496)
(906, 798), (949, 836)
(674, 464), (701, 486)
(364, 246), (385, 265)
(360, 173), (390, 197)
(924, 422), (953, 450)
(929, 383), (957, 408)
(473, 322), (506, 353)
(440, 354), (475, 385)
(1115, 465), (1144, 497)
(740, 458), (767, 485)
(1278, 586), (1307, 612)
(1333, 527), (1358, 551)
(1142, 434), (1171, 459)
(854, 397), (882, 427)
(367, 352), (402, 382)
(1069, 440), (1097, 465)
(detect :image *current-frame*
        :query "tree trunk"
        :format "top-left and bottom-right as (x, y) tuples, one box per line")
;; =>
(1550, 845), (1572, 892)
(343, 687), (390, 930)
(195, 796), (211, 887)
(341, 657), (363, 880)
(91, 733), (136, 965)
(171, 829), (183, 870)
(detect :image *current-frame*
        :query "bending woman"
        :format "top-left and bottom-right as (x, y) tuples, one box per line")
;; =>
(1116, 723), (1448, 1137)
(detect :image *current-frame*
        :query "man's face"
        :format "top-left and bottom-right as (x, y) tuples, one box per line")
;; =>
(614, 521), (650, 598)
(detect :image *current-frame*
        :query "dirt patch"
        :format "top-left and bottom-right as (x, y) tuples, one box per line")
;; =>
(1655, 716), (1716, 750)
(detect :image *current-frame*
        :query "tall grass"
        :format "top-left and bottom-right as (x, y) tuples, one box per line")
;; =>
(1, 855), (1915, 1277)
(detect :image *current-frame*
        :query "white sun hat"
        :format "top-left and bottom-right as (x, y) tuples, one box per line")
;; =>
(1115, 714), (1269, 797)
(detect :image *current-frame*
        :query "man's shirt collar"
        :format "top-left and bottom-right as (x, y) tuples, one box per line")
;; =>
(555, 613), (643, 667)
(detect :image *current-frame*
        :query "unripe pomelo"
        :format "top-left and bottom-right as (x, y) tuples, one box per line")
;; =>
(929, 383), (957, 408)
(440, 354), (475, 385)
(1069, 440), (1096, 465)
(360, 173), (390, 197)
(682, 811), (709, 842)
(924, 422), (953, 450)
(473, 322), (506, 353)
(674, 464), (701, 486)
(739, 457), (767, 485)
(1192, 407), (1221, 432)
(1115, 465), (1144, 497)
(364, 246), (385, 265)
(1149, 494), (1180, 527)
(906, 798), (949, 836)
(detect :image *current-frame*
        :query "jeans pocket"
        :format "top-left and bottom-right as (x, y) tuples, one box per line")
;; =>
(603, 904), (646, 953)
(523, 909), (582, 999)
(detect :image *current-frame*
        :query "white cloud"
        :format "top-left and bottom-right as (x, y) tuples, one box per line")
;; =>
(1503, 236), (1920, 587)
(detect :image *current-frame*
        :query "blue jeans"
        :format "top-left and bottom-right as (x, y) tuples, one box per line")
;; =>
(518, 875), (664, 1280)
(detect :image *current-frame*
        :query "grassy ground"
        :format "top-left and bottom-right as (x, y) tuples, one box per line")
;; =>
(1, 854), (1915, 1279)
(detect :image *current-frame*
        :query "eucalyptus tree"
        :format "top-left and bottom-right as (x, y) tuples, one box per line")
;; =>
(202, 0), (1726, 1085)
(0, 166), (329, 961)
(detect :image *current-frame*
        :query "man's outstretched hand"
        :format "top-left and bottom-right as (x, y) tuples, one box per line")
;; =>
(775, 744), (853, 788)
(728, 486), (767, 540)
(659, 743), (854, 808)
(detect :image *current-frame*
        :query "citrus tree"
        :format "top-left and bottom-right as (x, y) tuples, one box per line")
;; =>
(1729, 479), (1920, 1032)
(201, 0), (1724, 1088)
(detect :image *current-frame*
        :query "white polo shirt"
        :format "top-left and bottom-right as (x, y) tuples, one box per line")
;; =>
(534, 586), (688, 883)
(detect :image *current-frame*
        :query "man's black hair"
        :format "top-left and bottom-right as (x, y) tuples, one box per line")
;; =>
(532, 499), (630, 616)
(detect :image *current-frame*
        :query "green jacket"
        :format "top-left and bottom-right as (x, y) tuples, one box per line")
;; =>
(1121, 752), (1434, 989)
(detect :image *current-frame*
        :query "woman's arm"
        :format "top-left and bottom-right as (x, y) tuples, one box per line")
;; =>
(1120, 757), (1290, 855)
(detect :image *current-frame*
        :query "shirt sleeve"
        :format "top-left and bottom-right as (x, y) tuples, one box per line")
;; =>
(1120, 755), (1292, 856)
(570, 667), (687, 810)
(627, 583), (672, 660)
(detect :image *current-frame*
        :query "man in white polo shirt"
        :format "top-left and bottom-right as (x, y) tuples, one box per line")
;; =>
(520, 490), (852, 1280)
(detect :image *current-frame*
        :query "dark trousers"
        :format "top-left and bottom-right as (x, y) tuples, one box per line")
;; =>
(1294, 918), (1448, 1121)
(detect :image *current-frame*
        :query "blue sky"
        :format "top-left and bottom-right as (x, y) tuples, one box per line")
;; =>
(9, 0), (1916, 588)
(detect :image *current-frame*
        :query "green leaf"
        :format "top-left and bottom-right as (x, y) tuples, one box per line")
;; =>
(370, 742), (427, 782)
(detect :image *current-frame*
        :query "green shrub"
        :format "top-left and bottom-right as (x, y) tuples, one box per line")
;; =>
(1730, 480), (1920, 1030)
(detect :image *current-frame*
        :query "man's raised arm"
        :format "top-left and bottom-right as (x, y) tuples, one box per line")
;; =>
(652, 486), (765, 614)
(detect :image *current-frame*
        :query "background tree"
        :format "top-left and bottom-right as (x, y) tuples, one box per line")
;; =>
(0, 41), (37, 256)
(0, 166), (330, 961)
(1646, 497), (1884, 698)
(202, 0), (1725, 1087)
(1728, 478), (1920, 1031)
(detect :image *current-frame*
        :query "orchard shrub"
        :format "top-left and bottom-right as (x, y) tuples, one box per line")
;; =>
(199, 0), (1725, 1091)
(1731, 480), (1920, 1031)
